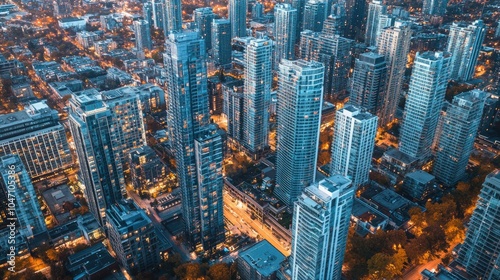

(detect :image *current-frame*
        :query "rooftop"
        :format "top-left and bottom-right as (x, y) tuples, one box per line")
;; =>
(59, 17), (85, 23)
(405, 170), (435, 184)
(383, 148), (418, 165)
(67, 242), (116, 277)
(239, 240), (285, 277)
(106, 200), (152, 234)
(0, 101), (57, 132)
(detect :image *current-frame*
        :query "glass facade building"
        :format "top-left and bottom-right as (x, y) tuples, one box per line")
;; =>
(164, 31), (224, 251)
(274, 4), (297, 70)
(69, 91), (125, 226)
(275, 59), (324, 206)
(349, 52), (387, 118)
(243, 38), (273, 155)
(0, 155), (47, 239)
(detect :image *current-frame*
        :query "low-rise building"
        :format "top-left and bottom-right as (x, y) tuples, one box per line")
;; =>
(0, 101), (73, 178)
(351, 198), (389, 235)
(359, 184), (419, 229)
(66, 242), (118, 280)
(106, 200), (160, 275)
(76, 31), (102, 49)
(403, 170), (436, 201)
(237, 240), (286, 280)
(380, 148), (418, 181)
(48, 213), (104, 248)
(94, 39), (117, 57)
(58, 17), (86, 30)
(49, 79), (84, 99)
(129, 146), (168, 193)
(11, 82), (35, 101)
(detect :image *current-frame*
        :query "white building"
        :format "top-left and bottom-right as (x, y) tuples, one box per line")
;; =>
(290, 175), (355, 280)
(399, 51), (451, 160)
(275, 59), (324, 206)
(330, 105), (377, 188)
(58, 17), (86, 30)
(446, 20), (486, 81)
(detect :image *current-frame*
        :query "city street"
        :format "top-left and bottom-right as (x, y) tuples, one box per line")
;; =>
(223, 193), (291, 256)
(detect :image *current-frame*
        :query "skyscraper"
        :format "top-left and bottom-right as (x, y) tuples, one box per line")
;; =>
(69, 91), (125, 226)
(133, 20), (152, 51)
(101, 88), (147, 171)
(330, 105), (377, 188)
(193, 7), (215, 52)
(165, 0), (182, 33)
(164, 31), (224, 251)
(275, 59), (324, 206)
(291, 0), (307, 40)
(344, 0), (366, 39)
(299, 30), (352, 98)
(152, 0), (166, 31)
(194, 127), (225, 253)
(399, 51), (451, 160)
(143, 2), (153, 27)
(274, 4), (297, 69)
(446, 20), (486, 81)
(422, 0), (448, 16)
(0, 155), (47, 240)
(302, 0), (326, 32)
(365, 0), (387, 47)
(223, 80), (244, 141)
(456, 169), (500, 279)
(290, 175), (355, 280)
(251, 2), (264, 19)
(0, 101), (72, 178)
(211, 19), (232, 66)
(228, 0), (247, 38)
(377, 21), (412, 126)
(243, 38), (273, 155)
(323, 13), (345, 37)
(349, 52), (387, 117)
(433, 90), (487, 186)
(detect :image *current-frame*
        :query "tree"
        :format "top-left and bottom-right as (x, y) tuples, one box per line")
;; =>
(404, 236), (430, 265)
(174, 262), (208, 279)
(367, 253), (395, 279)
(444, 218), (465, 244)
(423, 224), (448, 253)
(392, 246), (408, 273)
(208, 263), (231, 280)
(409, 207), (426, 237)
